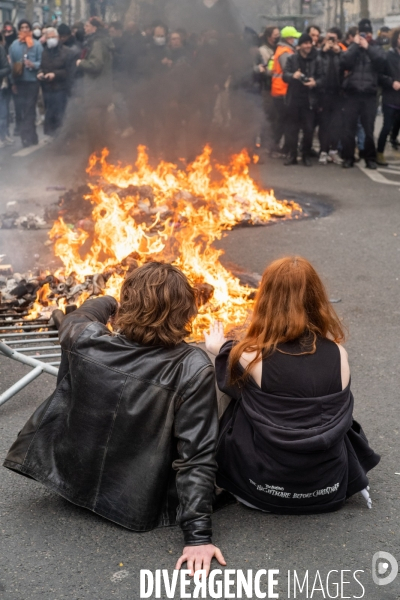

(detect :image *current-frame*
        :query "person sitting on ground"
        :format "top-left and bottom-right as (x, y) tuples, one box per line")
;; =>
(4, 262), (225, 576)
(205, 256), (380, 514)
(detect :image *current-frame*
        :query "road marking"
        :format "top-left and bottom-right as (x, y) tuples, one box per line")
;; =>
(355, 162), (400, 185)
(12, 137), (52, 157)
(110, 570), (130, 583)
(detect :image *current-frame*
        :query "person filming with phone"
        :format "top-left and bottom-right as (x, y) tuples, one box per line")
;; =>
(318, 27), (344, 165)
(340, 18), (385, 170)
(282, 33), (322, 167)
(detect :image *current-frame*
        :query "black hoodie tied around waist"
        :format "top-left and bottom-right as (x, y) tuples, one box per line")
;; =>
(215, 343), (380, 514)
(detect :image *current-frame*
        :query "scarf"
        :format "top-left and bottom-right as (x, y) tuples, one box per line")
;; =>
(18, 30), (34, 48)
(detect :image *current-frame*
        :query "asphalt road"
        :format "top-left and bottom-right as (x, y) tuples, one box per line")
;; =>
(0, 142), (399, 600)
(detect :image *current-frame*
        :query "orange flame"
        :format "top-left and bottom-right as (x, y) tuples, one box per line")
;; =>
(35, 146), (301, 338)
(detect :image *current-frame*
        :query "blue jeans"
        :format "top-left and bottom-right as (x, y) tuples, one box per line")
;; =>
(0, 88), (9, 141)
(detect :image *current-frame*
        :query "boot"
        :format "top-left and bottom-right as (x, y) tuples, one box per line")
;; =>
(284, 155), (297, 166)
(376, 152), (388, 166)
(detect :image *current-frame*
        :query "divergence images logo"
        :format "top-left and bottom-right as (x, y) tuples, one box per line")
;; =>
(372, 552), (399, 586)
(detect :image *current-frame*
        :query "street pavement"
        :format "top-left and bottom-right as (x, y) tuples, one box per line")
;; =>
(0, 141), (400, 599)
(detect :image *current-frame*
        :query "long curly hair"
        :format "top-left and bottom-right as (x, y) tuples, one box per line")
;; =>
(229, 256), (345, 384)
(115, 262), (198, 347)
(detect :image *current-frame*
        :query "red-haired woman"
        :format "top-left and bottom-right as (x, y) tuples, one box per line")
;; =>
(205, 256), (380, 514)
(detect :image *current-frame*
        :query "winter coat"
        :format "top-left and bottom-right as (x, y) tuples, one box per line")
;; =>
(0, 45), (11, 86)
(340, 42), (385, 95)
(318, 48), (343, 95)
(283, 47), (323, 108)
(215, 342), (380, 514)
(78, 30), (114, 107)
(379, 47), (400, 108)
(39, 44), (70, 93)
(3, 297), (219, 545)
(9, 38), (43, 83)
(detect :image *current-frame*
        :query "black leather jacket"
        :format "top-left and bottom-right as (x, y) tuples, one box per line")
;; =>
(3, 297), (219, 545)
(283, 47), (322, 108)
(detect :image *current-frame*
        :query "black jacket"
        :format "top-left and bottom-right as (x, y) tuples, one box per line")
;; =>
(319, 48), (342, 94)
(0, 45), (11, 85)
(215, 342), (380, 514)
(283, 47), (322, 108)
(340, 42), (386, 95)
(39, 44), (70, 92)
(379, 47), (400, 108)
(3, 297), (219, 545)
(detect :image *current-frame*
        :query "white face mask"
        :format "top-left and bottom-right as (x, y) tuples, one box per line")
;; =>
(33, 28), (41, 37)
(46, 37), (58, 48)
(154, 36), (166, 46)
(203, 0), (218, 7)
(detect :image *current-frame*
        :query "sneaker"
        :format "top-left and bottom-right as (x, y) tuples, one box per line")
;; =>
(5, 136), (14, 145)
(302, 156), (312, 167)
(319, 151), (329, 165)
(271, 150), (286, 159)
(284, 155), (297, 166)
(365, 160), (378, 170)
(121, 126), (134, 139)
(376, 152), (388, 166)
(0, 140), (5, 149)
(329, 150), (343, 165)
(342, 159), (353, 169)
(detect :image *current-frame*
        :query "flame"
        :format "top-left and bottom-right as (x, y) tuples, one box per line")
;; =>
(34, 146), (301, 339)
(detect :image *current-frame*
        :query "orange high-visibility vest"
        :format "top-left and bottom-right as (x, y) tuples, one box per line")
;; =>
(271, 44), (294, 98)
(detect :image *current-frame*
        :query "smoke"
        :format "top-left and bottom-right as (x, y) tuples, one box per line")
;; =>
(55, 0), (265, 165)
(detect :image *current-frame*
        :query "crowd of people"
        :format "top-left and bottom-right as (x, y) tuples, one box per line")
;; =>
(0, 14), (399, 167)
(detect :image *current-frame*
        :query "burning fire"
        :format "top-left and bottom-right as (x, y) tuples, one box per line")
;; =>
(31, 146), (301, 339)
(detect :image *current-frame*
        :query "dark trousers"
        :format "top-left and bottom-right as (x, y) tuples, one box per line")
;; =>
(318, 94), (343, 153)
(272, 96), (287, 151)
(43, 90), (67, 135)
(377, 104), (400, 153)
(15, 81), (39, 147)
(285, 103), (315, 158)
(342, 94), (377, 162)
(0, 88), (9, 140)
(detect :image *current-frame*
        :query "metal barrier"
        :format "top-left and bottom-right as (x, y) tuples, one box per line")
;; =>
(0, 312), (60, 407)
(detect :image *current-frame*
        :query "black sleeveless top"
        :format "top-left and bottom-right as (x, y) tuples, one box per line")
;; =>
(261, 336), (342, 398)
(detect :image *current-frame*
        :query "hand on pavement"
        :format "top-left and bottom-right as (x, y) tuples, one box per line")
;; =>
(176, 545), (226, 577)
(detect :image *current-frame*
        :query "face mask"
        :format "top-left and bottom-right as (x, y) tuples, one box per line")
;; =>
(46, 37), (58, 48)
(154, 36), (166, 46)
(33, 28), (41, 38)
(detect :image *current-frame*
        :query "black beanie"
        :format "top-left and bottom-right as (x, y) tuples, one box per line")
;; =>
(358, 18), (373, 34)
(58, 23), (71, 36)
(298, 33), (313, 45)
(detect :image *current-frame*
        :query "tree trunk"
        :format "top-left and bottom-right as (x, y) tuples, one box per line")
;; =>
(25, 0), (34, 22)
(359, 0), (369, 19)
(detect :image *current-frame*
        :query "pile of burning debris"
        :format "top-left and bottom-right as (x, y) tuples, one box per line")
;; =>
(0, 254), (261, 320)
(1, 146), (300, 339)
